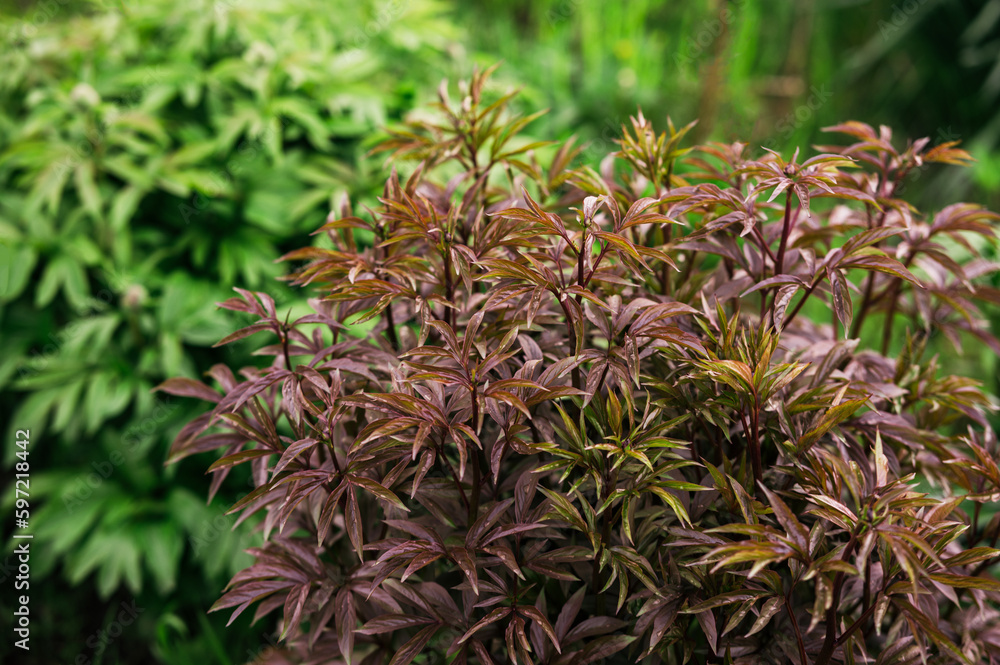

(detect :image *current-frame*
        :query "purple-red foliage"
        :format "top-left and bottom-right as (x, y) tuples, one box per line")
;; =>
(160, 66), (1000, 664)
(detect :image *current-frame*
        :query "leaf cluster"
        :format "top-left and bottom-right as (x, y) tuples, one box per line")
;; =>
(163, 67), (1000, 664)
(0, 0), (455, 609)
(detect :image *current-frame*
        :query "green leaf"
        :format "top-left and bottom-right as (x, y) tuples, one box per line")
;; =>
(647, 485), (693, 527)
(83, 370), (133, 434)
(539, 487), (589, 533)
(927, 573), (1000, 592)
(894, 598), (970, 663)
(109, 185), (144, 233)
(797, 398), (867, 452)
(0, 244), (38, 303)
(683, 591), (763, 613)
(35, 255), (69, 308)
(74, 161), (103, 219)
(144, 523), (183, 594)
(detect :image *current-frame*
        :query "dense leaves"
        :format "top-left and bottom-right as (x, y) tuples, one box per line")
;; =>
(164, 67), (1000, 664)
(0, 0), (453, 612)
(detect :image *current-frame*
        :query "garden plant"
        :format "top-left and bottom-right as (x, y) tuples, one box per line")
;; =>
(0, 0), (455, 659)
(162, 67), (1000, 663)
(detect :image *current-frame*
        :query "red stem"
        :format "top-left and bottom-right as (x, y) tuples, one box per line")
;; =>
(785, 590), (808, 665)
(749, 404), (762, 487)
(816, 528), (862, 665)
(774, 191), (794, 276)
(384, 301), (399, 351)
(558, 296), (582, 391)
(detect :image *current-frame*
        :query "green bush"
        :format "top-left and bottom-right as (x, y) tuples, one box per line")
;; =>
(0, 0), (458, 661)
(166, 67), (1000, 664)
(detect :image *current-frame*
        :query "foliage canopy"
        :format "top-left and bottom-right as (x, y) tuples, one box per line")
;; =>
(163, 67), (1000, 664)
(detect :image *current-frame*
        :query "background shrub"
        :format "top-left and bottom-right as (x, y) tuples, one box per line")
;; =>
(163, 68), (1000, 664)
(0, 0), (456, 661)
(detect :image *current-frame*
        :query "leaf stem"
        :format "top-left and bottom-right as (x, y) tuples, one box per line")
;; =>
(774, 191), (794, 276)
(384, 300), (400, 352)
(661, 227), (672, 296)
(592, 467), (617, 616)
(470, 383), (479, 434)
(838, 575), (894, 648)
(558, 296), (583, 392)
(583, 242), (610, 289)
(470, 444), (481, 524)
(854, 182), (898, 340)
(815, 526), (862, 665)
(280, 327), (293, 373)
(749, 404), (762, 487)
(780, 274), (823, 331)
(785, 588), (808, 665)
(879, 252), (916, 354)
(752, 224), (778, 267)
(737, 407), (762, 488)
(850, 274), (876, 339)
(443, 245), (455, 329)
(437, 441), (470, 517)
(679, 250), (699, 288)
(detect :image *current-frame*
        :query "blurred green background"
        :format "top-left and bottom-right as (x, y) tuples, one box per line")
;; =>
(0, 0), (997, 662)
